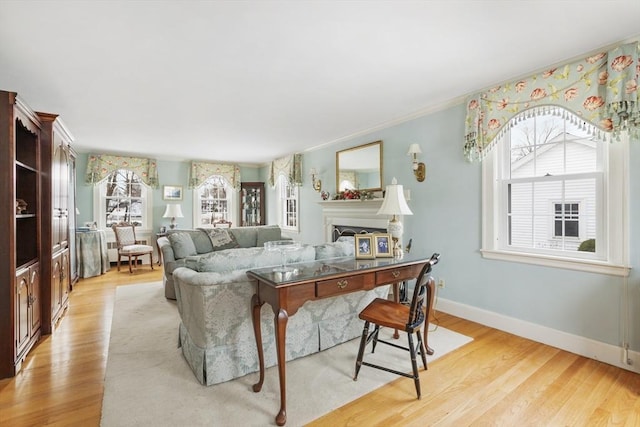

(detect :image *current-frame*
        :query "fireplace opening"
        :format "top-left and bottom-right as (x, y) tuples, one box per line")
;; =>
(332, 225), (387, 242)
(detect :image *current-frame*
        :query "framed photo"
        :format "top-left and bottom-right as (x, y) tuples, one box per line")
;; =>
(354, 234), (375, 259)
(374, 233), (393, 258)
(163, 185), (183, 201)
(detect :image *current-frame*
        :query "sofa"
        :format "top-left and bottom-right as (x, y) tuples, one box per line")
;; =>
(158, 225), (287, 299)
(160, 226), (389, 386)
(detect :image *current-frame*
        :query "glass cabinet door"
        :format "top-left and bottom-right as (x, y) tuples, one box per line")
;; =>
(240, 182), (265, 226)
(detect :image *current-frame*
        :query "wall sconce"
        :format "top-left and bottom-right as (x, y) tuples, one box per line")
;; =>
(407, 144), (426, 182)
(310, 168), (322, 192)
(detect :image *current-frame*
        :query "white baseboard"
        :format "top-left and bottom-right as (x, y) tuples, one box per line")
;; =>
(436, 297), (640, 374)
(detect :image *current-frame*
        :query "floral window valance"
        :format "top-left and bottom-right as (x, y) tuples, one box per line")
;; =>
(188, 161), (241, 190)
(268, 153), (302, 188)
(464, 41), (639, 161)
(85, 154), (159, 188)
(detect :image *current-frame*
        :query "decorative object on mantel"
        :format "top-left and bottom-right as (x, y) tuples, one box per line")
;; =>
(333, 188), (374, 200)
(407, 143), (426, 182)
(15, 198), (27, 214)
(377, 177), (413, 258)
(321, 190), (330, 200)
(163, 204), (184, 229)
(309, 167), (322, 192)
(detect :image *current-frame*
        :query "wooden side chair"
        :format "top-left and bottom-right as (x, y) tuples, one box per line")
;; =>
(353, 253), (440, 399)
(111, 222), (155, 274)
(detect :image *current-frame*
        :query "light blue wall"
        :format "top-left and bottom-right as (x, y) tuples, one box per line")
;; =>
(74, 101), (640, 354)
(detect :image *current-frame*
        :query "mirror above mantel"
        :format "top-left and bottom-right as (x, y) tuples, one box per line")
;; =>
(335, 140), (383, 193)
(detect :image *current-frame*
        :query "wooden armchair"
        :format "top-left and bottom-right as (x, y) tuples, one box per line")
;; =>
(111, 222), (154, 274)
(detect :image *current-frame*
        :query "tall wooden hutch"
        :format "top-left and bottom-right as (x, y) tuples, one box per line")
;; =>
(0, 91), (76, 379)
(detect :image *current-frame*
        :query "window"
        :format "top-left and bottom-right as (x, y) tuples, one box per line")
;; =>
(193, 175), (235, 227)
(553, 202), (580, 239)
(94, 169), (152, 230)
(482, 107), (629, 275)
(278, 174), (299, 231)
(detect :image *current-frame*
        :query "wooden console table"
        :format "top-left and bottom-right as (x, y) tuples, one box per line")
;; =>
(247, 254), (434, 426)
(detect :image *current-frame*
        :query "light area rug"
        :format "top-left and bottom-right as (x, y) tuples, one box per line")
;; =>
(101, 282), (472, 427)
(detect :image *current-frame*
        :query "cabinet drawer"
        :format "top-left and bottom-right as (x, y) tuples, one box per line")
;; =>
(316, 273), (373, 298)
(376, 265), (417, 284)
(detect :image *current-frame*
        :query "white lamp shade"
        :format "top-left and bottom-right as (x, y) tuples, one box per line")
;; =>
(163, 204), (184, 218)
(377, 178), (413, 216)
(407, 144), (422, 155)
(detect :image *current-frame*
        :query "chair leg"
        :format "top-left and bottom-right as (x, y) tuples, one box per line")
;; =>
(371, 325), (380, 354)
(416, 330), (428, 369)
(353, 321), (370, 381)
(129, 256), (133, 274)
(407, 332), (421, 399)
(116, 255), (121, 272)
(149, 253), (154, 270)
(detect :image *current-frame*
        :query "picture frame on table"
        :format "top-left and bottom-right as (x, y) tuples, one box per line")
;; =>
(354, 234), (375, 259)
(373, 233), (393, 258)
(163, 185), (183, 201)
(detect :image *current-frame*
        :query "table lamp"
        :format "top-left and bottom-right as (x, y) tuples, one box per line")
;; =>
(377, 177), (413, 257)
(163, 204), (184, 229)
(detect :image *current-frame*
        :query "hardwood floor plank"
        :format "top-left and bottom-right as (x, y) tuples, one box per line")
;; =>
(1, 267), (640, 426)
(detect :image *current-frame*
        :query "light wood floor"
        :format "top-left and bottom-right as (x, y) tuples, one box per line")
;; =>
(1, 266), (640, 426)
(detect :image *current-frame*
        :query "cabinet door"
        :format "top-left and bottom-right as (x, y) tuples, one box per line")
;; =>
(15, 269), (30, 355)
(51, 253), (62, 316)
(29, 264), (41, 335)
(240, 182), (265, 226)
(58, 144), (70, 250)
(60, 249), (70, 306)
(52, 143), (62, 253)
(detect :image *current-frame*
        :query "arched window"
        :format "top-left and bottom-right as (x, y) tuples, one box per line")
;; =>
(482, 107), (628, 275)
(194, 175), (235, 227)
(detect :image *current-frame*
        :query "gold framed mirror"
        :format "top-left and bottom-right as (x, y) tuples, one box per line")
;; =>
(336, 140), (383, 193)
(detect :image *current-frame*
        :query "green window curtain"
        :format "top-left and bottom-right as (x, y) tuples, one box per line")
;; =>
(85, 154), (159, 188)
(188, 161), (242, 190)
(464, 41), (639, 161)
(268, 153), (302, 188)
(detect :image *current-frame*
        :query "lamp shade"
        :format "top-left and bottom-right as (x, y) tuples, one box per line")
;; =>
(407, 144), (422, 155)
(163, 204), (184, 218)
(377, 178), (413, 216)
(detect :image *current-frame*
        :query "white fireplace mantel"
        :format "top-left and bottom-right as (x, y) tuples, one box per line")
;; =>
(318, 199), (390, 242)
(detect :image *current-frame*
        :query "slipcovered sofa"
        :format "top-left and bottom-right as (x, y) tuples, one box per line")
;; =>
(157, 225), (287, 299)
(166, 230), (389, 386)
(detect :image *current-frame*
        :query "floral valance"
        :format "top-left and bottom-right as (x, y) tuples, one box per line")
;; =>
(268, 153), (302, 188)
(188, 161), (241, 190)
(85, 154), (159, 188)
(464, 41), (640, 161)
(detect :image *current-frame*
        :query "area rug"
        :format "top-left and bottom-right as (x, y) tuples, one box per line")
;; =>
(101, 282), (472, 426)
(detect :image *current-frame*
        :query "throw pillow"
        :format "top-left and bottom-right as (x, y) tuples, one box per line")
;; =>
(204, 228), (240, 251)
(168, 232), (197, 259)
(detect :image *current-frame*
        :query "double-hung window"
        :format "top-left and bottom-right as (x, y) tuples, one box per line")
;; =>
(95, 169), (152, 230)
(482, 107), (628, 275)
(278, 174), (299, 232)
(194, 175), (235, 227)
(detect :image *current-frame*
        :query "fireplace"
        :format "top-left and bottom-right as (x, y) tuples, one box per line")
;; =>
(332, 225), (387, 241)
(318, 199), (390, 242)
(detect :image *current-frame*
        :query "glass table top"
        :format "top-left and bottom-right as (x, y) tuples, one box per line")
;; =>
(247, 252), (429, 286)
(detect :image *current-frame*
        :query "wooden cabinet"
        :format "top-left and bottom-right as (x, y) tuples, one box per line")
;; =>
(38, 112), (75, 333)
(0, 91), (43, 378)
(15, 263), (41, 360)
(240, 182), (265, 226)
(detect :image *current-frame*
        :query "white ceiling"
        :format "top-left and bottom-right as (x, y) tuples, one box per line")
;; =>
(0, 1), (638, 165)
